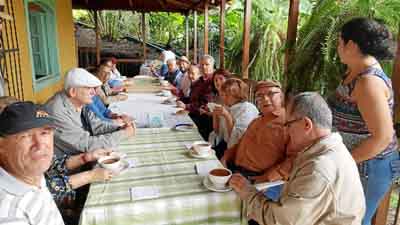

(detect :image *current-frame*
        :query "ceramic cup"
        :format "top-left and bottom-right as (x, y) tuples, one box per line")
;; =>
(208, 168), (232, 189)
(98, 156), (122, 173)
(192, 141), (211, 156)
(207, 103), (219, 112)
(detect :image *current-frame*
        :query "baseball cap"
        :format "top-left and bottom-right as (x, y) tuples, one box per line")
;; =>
(0, 101), (55, 136)
(64, 68), (102, 90)
(0, 0), (12, 21)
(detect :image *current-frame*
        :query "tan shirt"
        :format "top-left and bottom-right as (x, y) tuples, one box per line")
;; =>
(244, 133), (365, 225)
(225, 110), (295, 181)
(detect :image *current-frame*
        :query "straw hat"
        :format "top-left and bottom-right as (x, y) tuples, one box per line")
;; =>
(0, 0), (12, 21)
(255, 80), (282, 92)
(179, 56), (191, 64)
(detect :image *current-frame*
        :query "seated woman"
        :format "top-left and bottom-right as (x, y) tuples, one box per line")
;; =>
(95, 64), (128, 106)
(210, 78), (259, 158)
(46, 149), (114, 223)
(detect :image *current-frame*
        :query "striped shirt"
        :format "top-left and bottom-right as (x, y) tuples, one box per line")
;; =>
(0, 167), (64, 225)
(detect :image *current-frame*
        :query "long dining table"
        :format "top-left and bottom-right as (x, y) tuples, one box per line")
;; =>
(79, 77), (245, 225)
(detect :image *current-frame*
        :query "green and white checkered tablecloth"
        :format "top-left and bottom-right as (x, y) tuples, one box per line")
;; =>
(79, 128), (245, 225)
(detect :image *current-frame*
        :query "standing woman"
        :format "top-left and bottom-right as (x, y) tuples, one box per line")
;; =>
(328, 17), (399, 225)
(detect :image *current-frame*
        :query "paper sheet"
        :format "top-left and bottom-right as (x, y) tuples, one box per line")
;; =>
(254, 180), (285, 191)
(129, 186), (160, 201)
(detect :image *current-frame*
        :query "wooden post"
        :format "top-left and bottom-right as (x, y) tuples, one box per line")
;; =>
(371, 187), (392, 225)
(141, 12), (147, 61)
(219, 0), (226, 69)
(284, 0), (300, 85)
(392, 24), (400, 119)
(95, 10), (101, 66)
(185, 14), (190, 57)
(193, 10), (198, 64)
(204, 1), (209, 55)
(241, 0), (252, 79)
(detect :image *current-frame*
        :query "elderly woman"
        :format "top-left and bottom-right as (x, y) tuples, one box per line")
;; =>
(175, 65), (201, 102)
(210, 78), (259, 158)
(328, 17), (399, 225)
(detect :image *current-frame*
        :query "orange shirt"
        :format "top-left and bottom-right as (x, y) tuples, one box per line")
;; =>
(225, 110), (296, 181)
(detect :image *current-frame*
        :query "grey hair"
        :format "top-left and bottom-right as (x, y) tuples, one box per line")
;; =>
(200, 54), (215, 66)
(290, 92), (332, 130)
(166, 58), (176, 65)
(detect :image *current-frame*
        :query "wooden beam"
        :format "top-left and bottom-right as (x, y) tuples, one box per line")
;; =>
(95, 10), (101, 66)
(241, 0), (252, 79)
(204, 1), (209, 55)
(219, 0), (226, 69)
(193, 10), (198, 64)
(141, 12), (147, 61)
(185, 14), (190, 57)
(284, 0), (300, 85)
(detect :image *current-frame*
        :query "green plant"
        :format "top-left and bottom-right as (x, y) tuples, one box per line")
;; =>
(287, 0), (400, 95)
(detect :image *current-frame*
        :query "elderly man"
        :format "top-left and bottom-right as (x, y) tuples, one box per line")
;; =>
(176, 54), (215, 140)
(221, 80), (295, 183)
(230, 92), (366, 225)
(0, 102), (64, 225)
(165, 58), (183, 88)
(45, 68), (135, 157)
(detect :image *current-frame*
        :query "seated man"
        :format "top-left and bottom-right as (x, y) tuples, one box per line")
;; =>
(45, 68), (135, 157)
(165, 58), (183, 89)
(221, 80), (295, 183)
(0, 102), (64, 225)
(230, 92), (365, 225)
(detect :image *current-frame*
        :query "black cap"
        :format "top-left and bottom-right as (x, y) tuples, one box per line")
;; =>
(0, 101), (55, 136)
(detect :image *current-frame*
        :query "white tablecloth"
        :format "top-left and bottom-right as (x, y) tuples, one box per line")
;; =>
(109, 93), (193, 128)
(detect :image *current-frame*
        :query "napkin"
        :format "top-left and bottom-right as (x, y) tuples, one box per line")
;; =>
(129, 186), (160, 201)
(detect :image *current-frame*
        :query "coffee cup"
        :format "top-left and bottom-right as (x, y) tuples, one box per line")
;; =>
(192, 141), (211, 156)
(98, 156), (122, 173)
(208, 168), (232, 188)
(207, 103), (218, 112)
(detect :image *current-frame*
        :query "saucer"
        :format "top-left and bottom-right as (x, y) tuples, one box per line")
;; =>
(113, 160), (130, 175)
(173, 123), (194, 132)
(203, 177), (232, 192)
(189, 148), (215, 159)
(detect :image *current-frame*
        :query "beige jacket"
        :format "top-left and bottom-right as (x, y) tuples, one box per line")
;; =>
(244, 133), (365, 225)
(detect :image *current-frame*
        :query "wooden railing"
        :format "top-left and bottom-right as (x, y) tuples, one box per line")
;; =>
(77, 47), (144, 76)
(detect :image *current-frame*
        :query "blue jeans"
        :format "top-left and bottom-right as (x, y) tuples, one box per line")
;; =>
(359, 150), (399, 225)
(263, 184), (283, 202)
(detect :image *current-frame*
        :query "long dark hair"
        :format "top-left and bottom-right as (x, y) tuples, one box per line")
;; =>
(340, 17), (396, 60)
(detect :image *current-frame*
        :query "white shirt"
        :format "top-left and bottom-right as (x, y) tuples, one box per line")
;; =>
(211, 101), (259, 148)
(0, 167), (65, 225)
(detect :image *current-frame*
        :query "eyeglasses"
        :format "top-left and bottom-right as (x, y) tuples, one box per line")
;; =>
(255, 91), (280, 100)
(284, 118), (303, 127)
